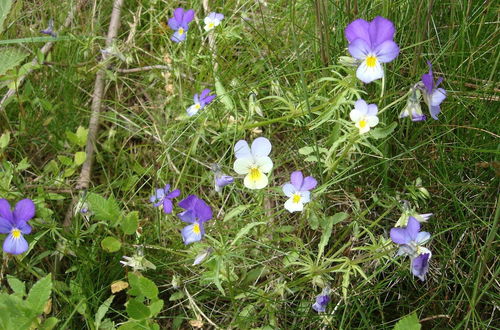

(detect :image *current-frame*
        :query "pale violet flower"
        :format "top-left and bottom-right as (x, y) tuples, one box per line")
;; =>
(211, 164), (234, 193)
(233, 137), (273, 190)
(187, 89), (216, 116)
(312, 287), (331, 313)
(282, 171), (317, 213)
(193, 247), (213, 265)
(421, 61), (446, 120)
(349, 99), (379, 134)
(204, 12), (224, 31)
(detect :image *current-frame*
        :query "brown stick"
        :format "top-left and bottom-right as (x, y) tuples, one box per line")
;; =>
(0, 0), (86, 109)
(63, 0), (124, 227)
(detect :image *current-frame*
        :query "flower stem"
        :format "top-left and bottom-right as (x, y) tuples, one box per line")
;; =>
(328, 132), (359, 173)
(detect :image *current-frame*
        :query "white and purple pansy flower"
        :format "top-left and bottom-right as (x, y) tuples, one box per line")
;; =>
(349, 99), (379, 134)
(400, 88), (427, 122)
(187, 89), (216, 116)
(345, 16), (400, 83)
(312, 287), (331, 313)
(0, 198), (35, 255)
(211, 164), (234, 193)
(178, 195), (213, 245)
(233, 137), (273, 190)
(421, 61), (447, 120)
(282, 171), (317, 213)
(168, 8), (195, 43)
(204, 12), (224, 31)
(150, 184), (180, 214)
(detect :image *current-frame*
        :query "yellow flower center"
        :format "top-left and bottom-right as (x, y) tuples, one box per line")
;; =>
(208, 23), (214, 28)
(178, 28), (184, 35)
(11, 228), (21, 239)
(292, 194), (301, 204)
(195, 103), (201, 109)
(358, 119), (367, 128)
(366, 55), (377, 68)
(249, 167), (262, 182)
(193, 223), (200, 234)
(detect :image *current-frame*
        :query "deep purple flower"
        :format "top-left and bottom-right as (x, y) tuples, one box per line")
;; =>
(312, 287), (331, 313)
(168, 8), (195, 43)
(421, 61), (446, 120)
(187, 89), (216, 116)
(411, 252), (430, 281)
(211, 164), (234, 192)
(177, 195), (213, 245)
(282, 171), (317, 213)
(0, 199), (35, 255)
(150, 184), (180, 214)
(345, 16), (400, 83)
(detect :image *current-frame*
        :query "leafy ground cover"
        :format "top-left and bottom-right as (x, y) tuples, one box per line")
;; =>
(0, 0), (498, 329)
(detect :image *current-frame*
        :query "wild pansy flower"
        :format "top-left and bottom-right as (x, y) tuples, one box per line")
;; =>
(40, 19), (57, 37)
(312, 287), (331, 313)
(349, 99), (379, 134)
(421, 61), (446, 120)
(345, 16), (400, 83)
(0, 198), (35, 255)
(204, 12), (224, 31)
(150, 184), (180, 214)
(390, 216), (432, 281)
(233, 137), (273, 190)
(168, 8), (195, 43)
(282, 171), (317, 213)
(211, 164), (234, 193)
(178, 195), (212, 245)
(187, 89), (216, 116)
(193, 247), (213, 265)
(399, 88), (426, 122)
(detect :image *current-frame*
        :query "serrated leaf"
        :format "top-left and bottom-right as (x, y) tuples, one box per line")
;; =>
(149, 298), (164, 317)
(6, 275), (25, 298)
(318, 212), (348, 258)
(26, 274), (52, 315)
(86, 193), (121, 225)
(138, 276), (158, 299)
(95, 295), (115, 329)
(126, 298), (150, 320)
(0, 0), (13, 34)
(74, 151), (86, 166)
(231, 222), (266, 246)
(393, 313), (421, 330)
(223, 205), (250, 222)
(370, 121), (397, 140)
(101, 237), (121, 252)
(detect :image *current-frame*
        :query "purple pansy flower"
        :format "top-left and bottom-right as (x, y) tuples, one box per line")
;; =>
(150, 184), (180, 214)
(345, 16), (400, 83)
(312, 287), (331, 313)
(178, 195), (213, 245)
(211, 164), (234, 193)
(168, 8), (195, 43)
(411, 252), (430, 281)
(282, 171), (317, 213)
(187, 89), (216, 116)
(421, 61), (446, 120)
(0, 199), (35, 255)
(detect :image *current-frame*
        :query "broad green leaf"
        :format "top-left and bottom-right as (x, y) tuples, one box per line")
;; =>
(95, 295), (115, 329)
(138, 276), (158, 299)
(75, 126), (88, 147)
(318, 212), (348, 258)
(393, 313), (421, 330)
(121, 211), (138, 235)
(86, 193), (121, 225)
(39, 317), (59, 330)
(101, 237), (121, 252)
(223, 205), (251, 222)
(74, 151), (86, 166)
(148, 298), (164, 317)
(231, 222), (266, 246)
(215, 78), (234, 111)
(126, 298), (150, 320)
(0, 131), (10, 149)
(0, 47), (28, 75)
(370, 121), (397, 140)
(6, 275), (25, 298)
(0, 0), (13, 34)
(26, 274), (52, 314)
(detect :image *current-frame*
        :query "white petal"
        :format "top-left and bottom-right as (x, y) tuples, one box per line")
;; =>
(430, 88), (446, 106)
(366, 115), (379, 127)
(255, 156), (273, 173)
(284, 198), (304, 213)
(354, 99), (368, 114)
(356, 60), (384, 84)
(186, 105), (199, 116)
(415, 231), (430, 245)
(233, 158), (253, 174)
(300, 191), (311, 203)
(349, 109), (364, 122)
(234, 140), (251, 159)
(204, 17), (212, 25)
(244, 171), (268, 189)
(282, 183), (296, 197)
(358, 125), (371, 134)
(251, 137), (272, 157)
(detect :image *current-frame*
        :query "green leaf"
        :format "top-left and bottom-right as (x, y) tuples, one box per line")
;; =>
(370, 121), (397, 140)
(0, 47), (29, 75)
(231, 222), (266, 246)
(101, 237), (121, 252)
(223, 205), (251, 222)
(127, 273), (158, 299)
(393, 313), (421, 330)
(215, 78), (234, 111)
(121, 211), (139, 235)
(6, 275), (25, 298)
(39, 317), (59, 330)
(0, 0), (13, 34)
(86, 193), (121, 225)
(168, 291), (185, 301)
(75, 126), (88, 147)
(95, 295), (115, 329)
(0, 131), (10, 149)
(126, 298), (150, 320)
(148, 298), (164, 317)
(318, 212), (348, 258)
(74, 151), (86, 166)
(26, 274), (52, 315)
